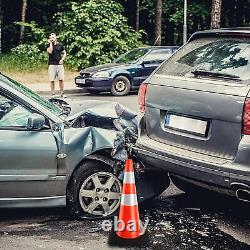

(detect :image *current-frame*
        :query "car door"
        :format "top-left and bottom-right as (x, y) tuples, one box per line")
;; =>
(0, 91), (59, 198)
(133, 49), (173, 87)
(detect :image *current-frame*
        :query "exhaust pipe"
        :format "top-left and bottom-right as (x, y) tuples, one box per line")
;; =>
(236, 189), (250, 202)
(230, 182), (250, 202)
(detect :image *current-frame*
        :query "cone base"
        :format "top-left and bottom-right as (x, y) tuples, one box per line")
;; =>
(108, 228), (150, 248)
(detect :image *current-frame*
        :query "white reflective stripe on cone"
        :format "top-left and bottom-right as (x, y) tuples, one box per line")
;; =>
(123, 172), (135, 184)
(121, 194), (138, 206)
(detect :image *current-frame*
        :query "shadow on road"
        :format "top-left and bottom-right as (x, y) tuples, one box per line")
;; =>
(87, 91), (138, 97)
(0, 207), (69, 221)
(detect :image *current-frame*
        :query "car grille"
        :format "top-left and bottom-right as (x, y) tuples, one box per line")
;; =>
(80, 72), (91, 77)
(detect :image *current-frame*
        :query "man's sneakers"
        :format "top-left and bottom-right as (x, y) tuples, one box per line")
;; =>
(50, 93), (67, 99)
(60, 93), (67, 98)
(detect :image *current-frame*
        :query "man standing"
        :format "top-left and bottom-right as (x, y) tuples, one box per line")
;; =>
(47, 33), (67, 97)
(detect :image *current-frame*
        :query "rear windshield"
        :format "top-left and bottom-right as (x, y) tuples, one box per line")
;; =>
(157, 37), (250, 81)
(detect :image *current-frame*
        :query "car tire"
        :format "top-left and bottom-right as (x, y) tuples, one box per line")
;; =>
(111, 76), (131, 96)
(67, 160), (122, 219)
(170, 174), (209, 196)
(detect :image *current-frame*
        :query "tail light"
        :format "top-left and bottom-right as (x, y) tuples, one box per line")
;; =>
(138, 83), (148, 113)
(243, 98), (250, 135)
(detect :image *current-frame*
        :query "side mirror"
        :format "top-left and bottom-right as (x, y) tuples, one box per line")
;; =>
(27, 113), (45, 130)
(141, 61), (148, 67)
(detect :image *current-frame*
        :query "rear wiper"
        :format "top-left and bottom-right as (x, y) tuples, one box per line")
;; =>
(191, 70), (241, 81)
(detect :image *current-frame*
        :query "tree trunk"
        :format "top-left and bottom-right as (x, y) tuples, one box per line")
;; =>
(135, 0), (140, 32)
(19, 0), (27, 44)
(154, 0), (162, 45)
(210, 0), (222, 29)
(235, 0), (244, 27)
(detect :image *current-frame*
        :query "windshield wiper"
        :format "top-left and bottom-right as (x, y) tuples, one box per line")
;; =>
(191, 70), (241, 81)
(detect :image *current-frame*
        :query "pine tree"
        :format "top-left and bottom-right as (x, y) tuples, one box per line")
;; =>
(135, 0), (140, 31)
(154, 0), (162, 45)
(19, 0), (27, 44)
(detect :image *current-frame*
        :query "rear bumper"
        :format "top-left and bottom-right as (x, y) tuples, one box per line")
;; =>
(135, 134), (250, 194)
(75, 76), (112, 91)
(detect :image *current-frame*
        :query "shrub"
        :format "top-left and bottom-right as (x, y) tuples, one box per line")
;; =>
(11, 44), (47, 63)
(55, 0), (143, 69)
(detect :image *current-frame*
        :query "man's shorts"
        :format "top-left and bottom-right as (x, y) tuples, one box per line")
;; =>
(48, 65), (64, 81)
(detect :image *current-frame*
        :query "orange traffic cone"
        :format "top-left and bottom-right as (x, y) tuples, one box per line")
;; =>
(108, 159), (149, 247)
(116, 158), (141, 239)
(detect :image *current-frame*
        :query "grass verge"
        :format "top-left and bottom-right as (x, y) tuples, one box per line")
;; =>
(0, 54), (78, 84)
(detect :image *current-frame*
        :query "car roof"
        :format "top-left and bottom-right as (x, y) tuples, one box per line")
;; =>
(189, 27), (250, 42)
(135, 46), (179, 50)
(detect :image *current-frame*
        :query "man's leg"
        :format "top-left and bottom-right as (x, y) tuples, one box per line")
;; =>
(58, 65), (65, 97)
(59, 79), (64, 95)
(50, 81), (55, 95)
(48, 65), (56, 96)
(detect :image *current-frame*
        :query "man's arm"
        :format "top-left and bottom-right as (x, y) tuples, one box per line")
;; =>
(59, 50), (66, 64)
(47, 40), (53, 54)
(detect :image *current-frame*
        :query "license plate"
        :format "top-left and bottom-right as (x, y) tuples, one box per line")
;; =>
(165, 114), (208, 136)
(76, 78), (86, 84)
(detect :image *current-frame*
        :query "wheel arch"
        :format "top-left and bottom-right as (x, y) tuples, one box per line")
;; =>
(112, 73), (132, 83)
(66, 149), (116, 192)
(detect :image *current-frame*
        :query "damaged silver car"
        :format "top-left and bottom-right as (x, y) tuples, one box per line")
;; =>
(0, 73), (169, 218)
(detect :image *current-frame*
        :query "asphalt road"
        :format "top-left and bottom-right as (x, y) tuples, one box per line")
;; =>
(0, 92), (249, 250)
(62, 91), (139, 111)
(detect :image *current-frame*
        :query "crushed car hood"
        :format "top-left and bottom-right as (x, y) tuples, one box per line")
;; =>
(49, 98), (138, 162)
(66, 100), (122, 120)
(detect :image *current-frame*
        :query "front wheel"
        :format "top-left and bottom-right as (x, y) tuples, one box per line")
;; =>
(67, 160), (122, 219)
(111, 76), (131, 96)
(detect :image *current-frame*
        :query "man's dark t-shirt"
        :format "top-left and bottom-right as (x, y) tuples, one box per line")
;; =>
(48, 43), (65, 65)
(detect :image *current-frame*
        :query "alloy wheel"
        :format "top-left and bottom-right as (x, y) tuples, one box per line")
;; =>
(78, 172), (121, 216)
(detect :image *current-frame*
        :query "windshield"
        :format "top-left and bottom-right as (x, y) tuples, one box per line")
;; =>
(114, 48), (149, 64)
(157, 38), (250, 81)
(0, 74), (62, 116)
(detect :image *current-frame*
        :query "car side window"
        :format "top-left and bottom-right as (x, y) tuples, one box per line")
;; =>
(0, 93), (32, 128)
(143, 49), (172, 63)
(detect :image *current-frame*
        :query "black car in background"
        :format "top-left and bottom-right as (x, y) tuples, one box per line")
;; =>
(75, 46), (179, 96)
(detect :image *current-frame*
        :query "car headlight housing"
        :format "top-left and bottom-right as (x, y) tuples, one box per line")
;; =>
(92, 71), (110, 78)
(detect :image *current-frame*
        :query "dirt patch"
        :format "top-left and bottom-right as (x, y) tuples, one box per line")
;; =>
(2, 69), (77, 85)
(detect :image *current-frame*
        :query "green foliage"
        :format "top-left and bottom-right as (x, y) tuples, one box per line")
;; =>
(11, 44), (47, 63)
(166, 1), (210, 30)
(55, 0), (143, 69)
(10, 22), (48, 67)
(141, 0), (210, 45)
(15, 21), (47, 47)
(10, 0), (143, 70)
